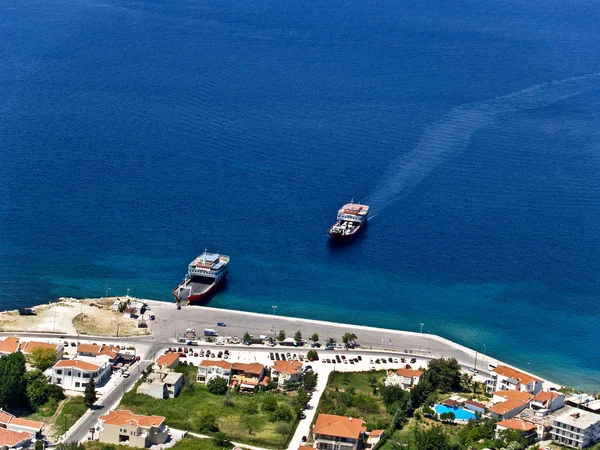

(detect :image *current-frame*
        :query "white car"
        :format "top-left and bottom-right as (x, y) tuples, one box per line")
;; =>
(122, 371), (130, 378)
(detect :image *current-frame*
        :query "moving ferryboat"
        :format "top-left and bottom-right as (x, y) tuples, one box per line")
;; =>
(173, 250), (230, 305)
(328, 202), (369, 241)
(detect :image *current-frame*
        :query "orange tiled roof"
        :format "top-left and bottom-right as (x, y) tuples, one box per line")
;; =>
(77, 343), (102, 354)
(497, 418), (536, 432)
(272, 360), (302, 375)
(0, 428), (31, 447)
(492, 365), (541, 385)
(10, 417), (43, 431)
(465, 399), (486, 409)
(298, 446), (314, 450)
(394, 368), (424, 378)
(493, 390), (534, 403)
(233, 362), (264, 374)
(489, 399), (525, 416)
(0, 411), (14, 425)
(370, 430), (385, 436)
(0, 337), (20, 354)
(313, 414), (365, 440)
(199, 360), (232, 369)
(98, 345), (120, 358)
(100, 410), (165, 428)
(55, 359), (100, 371)
(20, 341), (59, 354)
(156, 353), (180, 367)
(532, 391), (561, 405)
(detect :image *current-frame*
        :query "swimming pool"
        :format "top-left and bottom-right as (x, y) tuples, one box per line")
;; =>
(434, 404), (477, 420)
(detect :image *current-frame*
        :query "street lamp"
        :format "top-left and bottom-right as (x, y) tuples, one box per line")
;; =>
(127, 288), (130, 297)
(418, 322), (424, 352)
(272, 306), (277, 340)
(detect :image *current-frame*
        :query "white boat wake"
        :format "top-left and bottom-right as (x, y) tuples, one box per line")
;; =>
(366, 73), (600, 212)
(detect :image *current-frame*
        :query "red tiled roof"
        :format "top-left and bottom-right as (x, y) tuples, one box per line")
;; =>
(0, 411), (15, 425)
(532, 391), (561, 405)
(298, 446), (314, 450)
(100, 410), (165, 428)
(10, 417), (43, 431)
(493, 390), (534, 403)
(313, 414), (365, 440)
(98, 345), (120, 358)
(0, 337), (20, 354)
(497, 418), (536, 432)
(272, 360), (303, 375)
(0, 428), (31, 447)
(55, 359), (100, 371)
(442, 399), (461, 407)
(20, 341), (59, 355)
(394, 368), (424, 378)
(77, 343), (102, 354)
(156, 353), (180, 367)
(370, 430), (385, 437)
(465, 400), (486, 409)
(232, 362), (264, 374)
(199, 360), (232, 369)
(492, 365), (541, 385)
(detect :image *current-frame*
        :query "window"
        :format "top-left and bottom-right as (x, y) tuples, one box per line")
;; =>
(67, 371), (72, 376)
(75, 382), (80, 388)
(77, 372), (81, 377)
(56, 378), (62, 384)
(56, 369), (62, 375)
(83, 373), (90, 378)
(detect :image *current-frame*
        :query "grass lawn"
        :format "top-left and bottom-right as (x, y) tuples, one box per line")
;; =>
(85, 435), (238, 450)
(55, 396), (89, 437)
(327, 370), (387, 393)
(379, 416), (461, 450)
(119, 366), (298, 449)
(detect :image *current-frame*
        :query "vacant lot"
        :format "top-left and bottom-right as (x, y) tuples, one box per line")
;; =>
(119, 366), (299, 449)
(85, 435), (236, 450)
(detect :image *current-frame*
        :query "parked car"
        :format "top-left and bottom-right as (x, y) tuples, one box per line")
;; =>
(388, 357), (393, 363)
(123, 371), (130, 378)
(135, 356), (140, 361)
(217, 322), (226, 327)
(357, 356), (362, 361)
(149, 315), (155, 321)
(410, 358), (417, 364)
(301, 436), (307, 442)
(299, 413), (306, 419)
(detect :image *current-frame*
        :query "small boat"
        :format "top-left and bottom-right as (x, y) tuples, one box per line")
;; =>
(172, 250), (230, 306)
(328, 202), (369, 241)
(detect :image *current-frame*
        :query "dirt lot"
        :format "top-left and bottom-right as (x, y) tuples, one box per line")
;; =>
(0, 297), (149, 337)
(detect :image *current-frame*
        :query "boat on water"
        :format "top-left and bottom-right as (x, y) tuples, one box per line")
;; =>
(328, 202), (369, 241)
(173, 250), (230, 305)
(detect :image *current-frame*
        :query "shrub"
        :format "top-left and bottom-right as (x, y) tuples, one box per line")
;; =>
(207, 377), (228, 395)
(269, 404), (293, 422)
(261, 395), (278, 412)
(197, 412), (219, 433)
(306, 350), (318, 361)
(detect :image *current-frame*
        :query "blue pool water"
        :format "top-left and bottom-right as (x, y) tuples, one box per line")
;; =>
(434, 405), (477, 421)
(0, 0), (599, 391)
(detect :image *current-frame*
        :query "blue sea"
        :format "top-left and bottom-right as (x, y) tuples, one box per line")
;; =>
(1, 0), (599, 391)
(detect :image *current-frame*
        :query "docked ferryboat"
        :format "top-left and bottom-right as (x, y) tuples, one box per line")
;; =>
(328, 202), (369, 241)
(173, 250), (230, 305)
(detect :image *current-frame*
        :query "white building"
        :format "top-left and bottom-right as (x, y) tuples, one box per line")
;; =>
(384, 368), (423, 390)
(50, 358), (112, 391)
(551, 408), (600, 449)
(197, 360), (232, 384)
(530, 391), (565, 415)
(486, 365), (543, 395)
(271, 360), (303, 387)
(137, 371), (183, 399)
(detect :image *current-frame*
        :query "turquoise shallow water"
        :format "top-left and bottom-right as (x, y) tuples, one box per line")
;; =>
(0, 0), (599, 391)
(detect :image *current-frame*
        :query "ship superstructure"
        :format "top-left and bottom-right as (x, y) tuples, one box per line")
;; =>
(328, 202), (369, 240)
(173, 250), (230, 305)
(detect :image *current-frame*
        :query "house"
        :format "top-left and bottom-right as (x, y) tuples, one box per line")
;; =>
(98, 410), (168, 448)
(0, 338), (20, 356)
(530, 391), (565, 415)
(486, 365), (542, 395)
(550, 407), (600, 449)
(0, 428), (33, 450)
(50, 358), (112, 391)
(197, 360), (232, 384)
(19, 341), (64, 361)
(496, 418), (537, 441)
(366, 430), (385, 449)
(77, 344), (121, 361)
(489, 390), (533, 420)
(231, 363), (266, 393)
(137, 371), (183, 399)
(566, 394), (600, 414)
(384, 368), (423, 389)
(271, 360), (303, 387)
(156, 353), (180, 370)
(464, 400), (486, 415)
(0, 410), (43, 437)
(312, 414), (366, 450)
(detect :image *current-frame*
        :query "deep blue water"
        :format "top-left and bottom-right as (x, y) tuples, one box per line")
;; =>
(1, 0), (599, 391)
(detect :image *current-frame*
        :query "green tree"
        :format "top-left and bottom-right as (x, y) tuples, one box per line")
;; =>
(261, 395), (278, 412)
(413, 425), (456, 450)
(306, 349), (319, 361)
(214, 431), (229, 447)
(339, 391), (354, 407)
(326, 337), (336, 346)
(25, 370), (50, 408)
(422, 404), (435, 416)
(294, 331), (302, 344)
(293, 388), (310, 409)
(269, 404), (293, 422)
(303, 371), (318, 390)
(83, 379), (97, 408)
(277, 330), (286, 342)
(197, 412), (219, 433)
(35, 440), (44, 450)
(342, 333), (358, 347)
(243, 332), (252, 343)
(30, 347), (58, 372)
(242, 399), (258, 414)
(310, 333), (319, 344)
(367, 375), (378, 387)
(207, 377), (228, 395)
(0, 352), (27, 410)
(423, 358), (462, 393)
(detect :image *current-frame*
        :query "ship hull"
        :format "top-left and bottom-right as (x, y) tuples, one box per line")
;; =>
(328, 220), (367, 241)
(173, 272), (228, 306)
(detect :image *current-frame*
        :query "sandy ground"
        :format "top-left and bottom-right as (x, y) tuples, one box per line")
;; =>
(0, 297), (148, 336)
